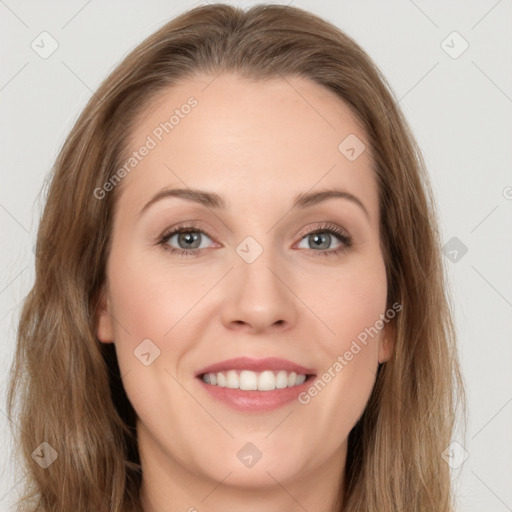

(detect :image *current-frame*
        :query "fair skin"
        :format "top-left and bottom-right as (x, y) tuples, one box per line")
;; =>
(96, 72), (393, 512)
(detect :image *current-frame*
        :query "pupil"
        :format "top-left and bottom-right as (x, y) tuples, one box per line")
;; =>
(179, 232), (200, 249)
(311, 233), (330, 250)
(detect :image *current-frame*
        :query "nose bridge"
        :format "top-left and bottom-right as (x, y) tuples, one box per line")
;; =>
(236, 240), (280, 292)
(221, 233), (297, 330)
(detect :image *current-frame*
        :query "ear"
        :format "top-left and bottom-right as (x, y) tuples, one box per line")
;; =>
(95, 287), (115, 344)
(378, 320), (395, 364)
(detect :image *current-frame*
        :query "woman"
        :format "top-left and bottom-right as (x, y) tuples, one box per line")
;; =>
(7, 3), (466, 511)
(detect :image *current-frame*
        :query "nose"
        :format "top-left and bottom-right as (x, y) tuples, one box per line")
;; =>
(220, 247), (298, 334)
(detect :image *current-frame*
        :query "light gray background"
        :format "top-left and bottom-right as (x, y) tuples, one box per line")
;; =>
(1, 1), (511, 510)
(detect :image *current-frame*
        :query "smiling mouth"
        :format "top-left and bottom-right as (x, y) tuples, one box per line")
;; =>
(199, 369), (315, 391)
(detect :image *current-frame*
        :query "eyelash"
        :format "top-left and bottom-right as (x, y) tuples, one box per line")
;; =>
(156, 222), (353, 258)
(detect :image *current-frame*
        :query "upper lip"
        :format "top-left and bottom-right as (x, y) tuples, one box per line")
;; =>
(195, 356), (316, 377)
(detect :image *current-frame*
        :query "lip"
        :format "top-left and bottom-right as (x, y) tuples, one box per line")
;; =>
(195, 356), (316, 377)
(195, 356), (316, 413)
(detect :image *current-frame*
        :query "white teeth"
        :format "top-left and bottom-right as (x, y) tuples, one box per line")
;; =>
(201, 369), (309, 390)
(258, 370), (275, 391)
(239, 370), (258, 390)
(226, 370), (238, 389)
(275, 370), (289, 389)
(217, 372), (226, 387)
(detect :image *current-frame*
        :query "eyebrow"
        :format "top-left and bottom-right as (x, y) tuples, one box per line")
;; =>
(138, 187), (370, 220)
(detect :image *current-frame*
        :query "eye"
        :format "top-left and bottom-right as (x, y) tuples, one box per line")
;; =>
(295, 223), (352, 256)
(157, 221), (352, 258)
(158, 224), (216, 256)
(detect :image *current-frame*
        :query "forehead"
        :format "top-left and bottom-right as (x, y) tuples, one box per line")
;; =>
(117, 72), (378, 225)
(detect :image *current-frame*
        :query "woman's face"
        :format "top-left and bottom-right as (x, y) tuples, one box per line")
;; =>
(97, 72), (393, 503)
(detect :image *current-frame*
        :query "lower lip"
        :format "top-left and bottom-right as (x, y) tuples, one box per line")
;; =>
(197, 377), (314, 412)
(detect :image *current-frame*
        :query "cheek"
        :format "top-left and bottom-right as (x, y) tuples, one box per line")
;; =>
(106, 244), (206, 339)
(104, 244), (221, 390)
(297, 257), (386, 414)
(108, 270), (170, 339)
(302, 256), (388, 355)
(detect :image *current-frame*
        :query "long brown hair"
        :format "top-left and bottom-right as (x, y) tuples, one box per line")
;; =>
(6, 3), (466, 511)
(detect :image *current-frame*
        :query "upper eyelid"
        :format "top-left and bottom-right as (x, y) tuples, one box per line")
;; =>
(161, 225), (215, 244)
